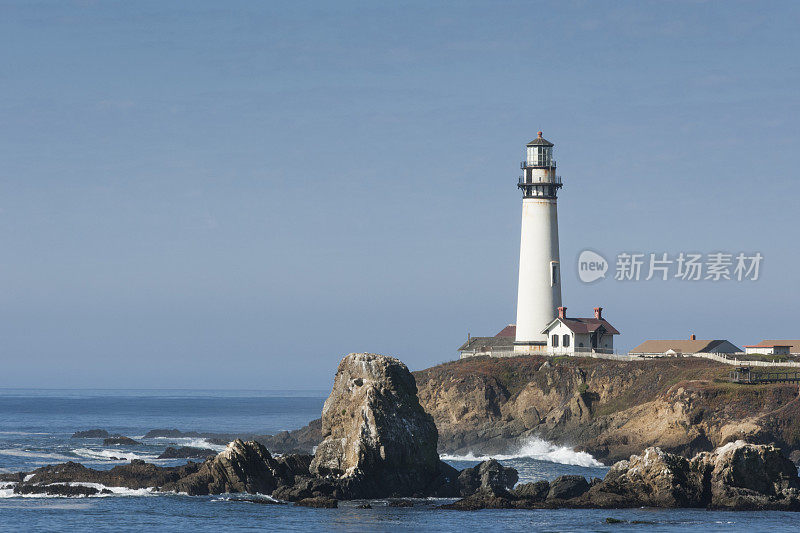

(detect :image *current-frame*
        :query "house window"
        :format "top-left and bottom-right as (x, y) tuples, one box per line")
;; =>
(562, 334), (570, 347)
(552, 334), (559, 347)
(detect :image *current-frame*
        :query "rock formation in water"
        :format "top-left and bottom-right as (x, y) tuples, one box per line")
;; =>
(444, 441), (800, 511)
(165, 439), (312, 496)
(308, 352), (456, 498)
(157, 446), (217, 459)
(12, 460), (201, 495)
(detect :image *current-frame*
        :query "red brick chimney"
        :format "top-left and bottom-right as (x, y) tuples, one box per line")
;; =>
(594, 306), (603, 320)
(690, 334), (696, 341)
(558, 306), (567, 319)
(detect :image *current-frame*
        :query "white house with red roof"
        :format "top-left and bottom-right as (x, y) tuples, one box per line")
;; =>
(744, 340), (800, 356)
(541, 306), (620, 355)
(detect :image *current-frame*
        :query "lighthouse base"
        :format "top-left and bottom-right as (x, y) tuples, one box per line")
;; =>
(513, 341), (547, 354)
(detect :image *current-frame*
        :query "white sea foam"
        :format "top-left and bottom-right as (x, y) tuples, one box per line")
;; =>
(0, 448), (76, 462)
(72, 448), (159, 462)
(62, 482), (157, 497)
(440, 437), (603, 467)
(148, 437), (227, 452)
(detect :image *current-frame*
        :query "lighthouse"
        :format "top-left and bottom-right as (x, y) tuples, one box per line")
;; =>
(514, 132), (563, 352)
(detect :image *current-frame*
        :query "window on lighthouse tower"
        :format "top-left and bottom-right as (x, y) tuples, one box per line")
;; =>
(537, 147), (551, 166)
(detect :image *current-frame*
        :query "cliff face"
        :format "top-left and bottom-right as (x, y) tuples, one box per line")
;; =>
(413, 356), (800, 464)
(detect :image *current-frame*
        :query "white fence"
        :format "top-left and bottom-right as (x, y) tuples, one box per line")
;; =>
(461, 348), (800, 367)
(461, 348), (643, 362)
(688, 352), (800, 368)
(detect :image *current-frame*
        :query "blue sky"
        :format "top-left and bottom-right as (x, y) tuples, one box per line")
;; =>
(1, 1), (798, 389)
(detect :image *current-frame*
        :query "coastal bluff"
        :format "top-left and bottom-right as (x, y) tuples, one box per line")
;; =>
(413, 355), (800, 464)
(263, 354), (800, 465)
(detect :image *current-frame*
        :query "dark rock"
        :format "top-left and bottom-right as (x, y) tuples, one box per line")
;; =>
(163, 441), (312, 496)
(439, 488), (517, 510)
(356, 503), (372, 509)
(22, 460), (201, 490)
(158, 446), (217, 460)
(271, 477), (338, 501)
(72, 429), (110, 439)
(295, 496), (338, 508)
(547, 475), (590, 500)
(103, 436), (140, 446)
(308, 353), (446, 498)
(166, 440), (281, 496)
(0, 472), (25, 482)
(388, 499), (414, 507)
(443, 443), (800, 511)
(255, 419), (322, 455)
(513, 480), (550, 501)
(456, 459), (518, 497)
(271, 453), (313, 482)
(14, 483), (101, 497)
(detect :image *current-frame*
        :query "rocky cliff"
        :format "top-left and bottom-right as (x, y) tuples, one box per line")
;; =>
(413, 355), (800, 464)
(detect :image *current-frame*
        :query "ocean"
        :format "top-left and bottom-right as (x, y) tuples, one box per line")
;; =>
(0, 389), (797, 532)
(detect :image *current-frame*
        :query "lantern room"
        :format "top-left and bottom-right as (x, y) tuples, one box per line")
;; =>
(525, 131), (555, 167)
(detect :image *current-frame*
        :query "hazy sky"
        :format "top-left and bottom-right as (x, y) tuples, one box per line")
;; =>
(2, 1), (799, 389)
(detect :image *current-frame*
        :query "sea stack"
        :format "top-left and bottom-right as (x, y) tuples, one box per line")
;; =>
(309, 352), (448, 497)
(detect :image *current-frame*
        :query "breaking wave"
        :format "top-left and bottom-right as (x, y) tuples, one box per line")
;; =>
(147, 437), (227, 452)
(0, 449), (76, 462)
(440, 437), (602, 467)
(72, 448), (159, 462)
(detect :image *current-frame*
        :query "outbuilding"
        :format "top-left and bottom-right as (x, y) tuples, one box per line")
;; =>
(744, 340), (800, 356)
(541, 306), (619, 355)
(628, 335), (741, 357)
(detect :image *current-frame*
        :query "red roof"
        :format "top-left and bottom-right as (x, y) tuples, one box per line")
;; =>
(557, 318), (620, 335)
(495, 325), (517, 337)
(744, 341), (796, 348)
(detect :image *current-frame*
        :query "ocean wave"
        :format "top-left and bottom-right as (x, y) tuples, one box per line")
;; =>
(0, 448), (76, 462)
(147, 437), (227, 452)
(440, 437), (603, 467)
(71, 448), (159, 462)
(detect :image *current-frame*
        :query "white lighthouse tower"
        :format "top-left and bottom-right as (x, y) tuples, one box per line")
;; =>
(514, 132), (563, 352)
